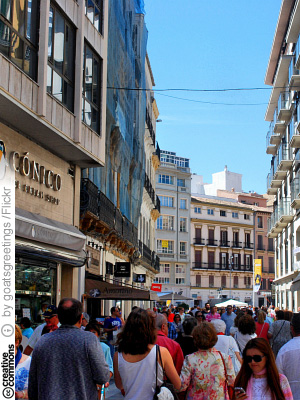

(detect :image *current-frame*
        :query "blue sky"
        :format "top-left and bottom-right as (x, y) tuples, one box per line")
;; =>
(144, 1), (282, 194)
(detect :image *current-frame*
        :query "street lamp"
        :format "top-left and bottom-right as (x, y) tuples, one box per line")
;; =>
(229, 255), (234, 299)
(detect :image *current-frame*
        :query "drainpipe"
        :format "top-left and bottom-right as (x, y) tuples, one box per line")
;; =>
(253, 211), (256, 307)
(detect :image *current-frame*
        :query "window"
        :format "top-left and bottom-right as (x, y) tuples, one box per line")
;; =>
(269, 257), (274, 273)
(179, 217), (187, 232)
(244, 214), (250, 220)
(154, 277), (169, 284)
(156, 215), (174, 231)
(220, 230), (228, 246)
(196, 275), (201, 286)
(194, 207), (201, 214)
(0, 0), (39, 80)
(180, 199), (187, 209)
(257, 235), (263, 250)
(221, 275), (226, 288)
(160, 263), (170, 274)
(176, 278), (185, 284)
(232, 212), (238, 219)
(180, 242), (186, 255)
(209, 275), (214, 287)
(257, 216), (263, 228)
(176, 265), (185, 274)
(177, 178), (185, 187)
(268, 238), (274, 251)
(233, 232), (239, 246)
(244, 276), (251, 287)
(158, 196), (174, 207)
(233, 276), (238, 288)
(158, 174), (174, 185)
(220, 210), (226, 217)
(82, 43), (101, 134)
(85, 0), (103, 34)
(207, 208), (214, 215)
(47, 5), (75, 112)
(157, 240), (174, 254)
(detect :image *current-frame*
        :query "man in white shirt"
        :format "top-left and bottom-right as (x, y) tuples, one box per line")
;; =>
(276, 313), (300, 400)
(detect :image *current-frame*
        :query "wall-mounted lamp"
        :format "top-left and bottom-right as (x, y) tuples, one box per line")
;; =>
(156, 119), (162, 123)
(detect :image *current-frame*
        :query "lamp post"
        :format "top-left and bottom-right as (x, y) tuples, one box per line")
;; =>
(229, 255), (233, 299)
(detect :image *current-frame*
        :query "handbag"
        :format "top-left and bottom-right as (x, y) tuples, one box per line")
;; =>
(154, 345), (176, 400)
(218, 351), (234, 400)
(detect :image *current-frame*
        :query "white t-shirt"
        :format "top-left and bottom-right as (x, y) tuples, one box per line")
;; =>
(214, 335), (239, 355)
(27, 322), (61, 349)
(235, 331), (257, 354)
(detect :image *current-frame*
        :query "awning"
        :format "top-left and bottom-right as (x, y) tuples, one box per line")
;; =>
(16, 239), (86, 268)
(16, 208), (86, 251)
(157, 293), (193, 301)
(291, 273), (300, 292)
(85, 278), (160, 301)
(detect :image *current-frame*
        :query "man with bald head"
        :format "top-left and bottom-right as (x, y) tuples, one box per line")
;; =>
(155, 313), (184, 374)
(28, 298), (110, 400)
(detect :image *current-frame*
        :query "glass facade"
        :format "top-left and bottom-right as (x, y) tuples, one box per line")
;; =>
(0, 0), (39, 80)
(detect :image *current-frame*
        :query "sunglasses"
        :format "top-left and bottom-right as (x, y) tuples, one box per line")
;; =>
(245, 355), (265, 363)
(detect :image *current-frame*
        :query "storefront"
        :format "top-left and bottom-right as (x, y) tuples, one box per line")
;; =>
(1, 123), (86, 323)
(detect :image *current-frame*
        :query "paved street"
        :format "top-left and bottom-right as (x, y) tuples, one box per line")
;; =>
(106, 379), (123, 399)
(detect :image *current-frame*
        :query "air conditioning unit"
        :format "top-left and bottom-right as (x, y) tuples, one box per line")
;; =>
(180, 187), (187, 192)
(233, 284), (238, 288)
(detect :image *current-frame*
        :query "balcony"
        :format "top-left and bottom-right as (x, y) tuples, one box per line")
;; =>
(289, 54), (300, 89)
(145, 107), (155, 147)
(192, 262), (253, 272)
(80, 178), (99, 217)
(277, 91), (294, 122)
(291, 177), (300, 209)
(278, 197), (293, 225)
(206, 239), (218, 246)
(219, 240), (230, 248)
(266, 172), (278, 195)
(232, 241), (243, 248)
(193, 238), (205, 245)
(257, 245), (265, 251)
(269, 122), (282, 145)
(144, 172), (160, 213)
(244, 242), (254, 249)
(266, 128), (277, 155)
(273, 107), (287, 135)
(290, 108), (300, 148)
(277, 144), (293, 171)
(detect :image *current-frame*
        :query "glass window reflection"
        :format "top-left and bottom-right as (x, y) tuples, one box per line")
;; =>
(0, 0), (11, 21)
(53, 11), (64, 73)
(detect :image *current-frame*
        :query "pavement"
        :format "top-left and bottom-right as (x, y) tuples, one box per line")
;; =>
(105, 379), (124, 399)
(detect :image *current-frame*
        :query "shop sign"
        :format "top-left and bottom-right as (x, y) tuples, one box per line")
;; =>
(134, 274), (146, 283)
(151, 283), (162, 292)
(114, 262), (131, 278)
(2, 140), (62, 205)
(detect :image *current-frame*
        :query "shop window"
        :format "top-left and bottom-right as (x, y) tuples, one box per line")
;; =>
(47, 4), (75, 112)
(0, 0), (39, 80)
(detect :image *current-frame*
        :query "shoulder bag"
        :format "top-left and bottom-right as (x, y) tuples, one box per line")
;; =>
(218, 351), (234, 400)
(271, 320), (285, 349)
(154, 345), (177, 400)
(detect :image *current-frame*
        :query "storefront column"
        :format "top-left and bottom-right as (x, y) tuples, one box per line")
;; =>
(56, 263), (62, 305)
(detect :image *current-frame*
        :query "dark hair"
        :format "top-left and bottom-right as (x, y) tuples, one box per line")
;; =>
(161, 311), (168, 318)
(20, 317), (31, 328)
(284, 310), (292, 322)
(238, 314), (256, 335)
(117, 308), (156, 355)
(85, 321), (101, 337)
(132, 306), (138, 311)
(182, 317), (197, 335)
(235, 338), (285, 400)
(276, 310), (284, 320)
(173, 313), (181, 320)
(192, 322), (217, 349)
(58, 298), (83, 325)
(111, 306), (119, 314)
(291, 313), (300, 335)
(246, 309), (253, 317)
(195, 311), (206, 321)
(233, 311), (244, 328)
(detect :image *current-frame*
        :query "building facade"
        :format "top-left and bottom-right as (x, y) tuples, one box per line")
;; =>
(0, 0), (109, 322)
(154, 151), (191, 300)
(265, 0), (300, 311)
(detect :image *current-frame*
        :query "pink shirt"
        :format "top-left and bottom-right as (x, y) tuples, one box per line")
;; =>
(205, 313), (221, 322)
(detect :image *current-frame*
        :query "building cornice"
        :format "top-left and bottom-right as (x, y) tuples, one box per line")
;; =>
(191, 218), (254, 229)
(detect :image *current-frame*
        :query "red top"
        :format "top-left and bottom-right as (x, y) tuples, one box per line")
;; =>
(168, 313), (175, 323)
(156, 330), (184, 374)
(255, 321), (270, 340)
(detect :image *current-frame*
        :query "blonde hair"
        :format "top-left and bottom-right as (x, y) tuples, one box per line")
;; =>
(15, 324), (22, 346)
(257, 310), (266, 324)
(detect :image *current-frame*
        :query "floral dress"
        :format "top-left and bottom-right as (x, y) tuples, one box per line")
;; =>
(16, 357), (31, 392)
(179, 348), (235, 400)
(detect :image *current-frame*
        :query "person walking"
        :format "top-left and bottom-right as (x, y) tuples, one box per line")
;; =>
(15, 324), (31, 399)
(255, 310), (269, 341)
(113, 308), (181, 400)
(234, 314), (257, 355)
(221, 305), (236, 335)
(175, 317), (198, 357)
(234, 338), (293, 400)
(172, 313), (184, 336)
(268, 310), (292, 357)
(156, 313), (184, 374)
(205, 306), (221, 322)
(104, 306), (123, 359)
(179, 322), (235, 399)
(28, 298), (110, 400)
(276, 313), (300, 399)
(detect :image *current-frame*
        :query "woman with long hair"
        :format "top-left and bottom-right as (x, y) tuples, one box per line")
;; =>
(255, 310), (269, 341)
(172, 313), (184, 335)
(234, 338), (293, 399)
(234, 314), (257, 355)
(113, 308), (180, 399)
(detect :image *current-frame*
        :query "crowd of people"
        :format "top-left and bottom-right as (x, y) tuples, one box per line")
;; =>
(15, 301), (300, 399)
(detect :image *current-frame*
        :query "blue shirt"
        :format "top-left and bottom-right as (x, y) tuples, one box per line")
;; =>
(103, 317), (122, 341)
(22, 327), (34, 339)
(221, 312), (236, 335)
(168, 322), (177, 340)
